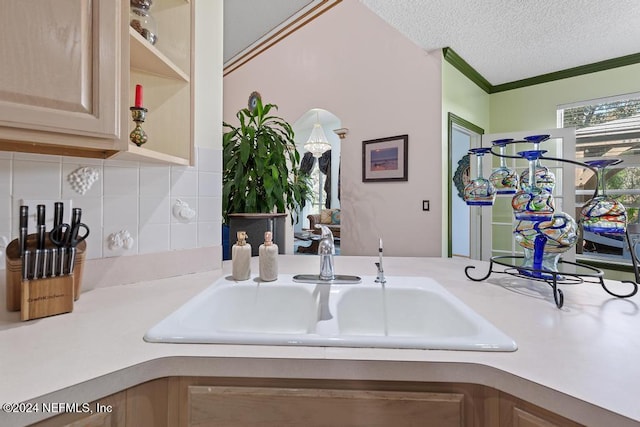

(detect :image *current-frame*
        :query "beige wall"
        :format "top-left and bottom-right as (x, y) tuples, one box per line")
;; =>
(223, 1), (443, 257)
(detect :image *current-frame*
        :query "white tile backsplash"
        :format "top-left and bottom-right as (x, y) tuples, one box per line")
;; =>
(103, 166), (139, 197)
(171, 222), (198, 250)
(140, 166), (171, 196)
(171, 169), (198, 197)
(198, 221), (219, 247)
(140, 196), (171, 225)
(139, 223), (170, 254)
(0, 159), (11, 196)
(103, 196), (139, 229)
(198, 171), (221, 197)
(198, 196), (221, 222)
(13, 160), (61, 197)
(1, 149), (222, 265)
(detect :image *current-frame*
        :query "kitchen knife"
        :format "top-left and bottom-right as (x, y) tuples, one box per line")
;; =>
(33, 249), (42, 279)
(19, 205), (28, 257)
(22, 250), (31, 280)
(67, 247), (76, 275)
(57, 248), (66, 277)
(68, 208), (82, 245)
(42, 249), (50, 278)
(36, 204), (46, 251)
(52, 202), (64, 243)
(50, 248), (59, 277)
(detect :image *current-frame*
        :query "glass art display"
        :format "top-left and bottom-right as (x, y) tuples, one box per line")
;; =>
(580, 159), (627, 235)
(463, 147), (496, 206)
(489, 139), (519, 194)
(463, 135), (638, 309)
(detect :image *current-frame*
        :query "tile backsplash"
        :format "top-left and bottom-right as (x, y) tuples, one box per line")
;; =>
(0, 147), (222, 267)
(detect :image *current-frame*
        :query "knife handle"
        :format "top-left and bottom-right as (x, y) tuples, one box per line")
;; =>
(52, 202), (64, 242)
(70, 208), (82, 228)
(19, 205), (29, 229)
(37, 204), (46, 226)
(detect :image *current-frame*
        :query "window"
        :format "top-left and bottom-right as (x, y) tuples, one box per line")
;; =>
(559, 93), (640, 266)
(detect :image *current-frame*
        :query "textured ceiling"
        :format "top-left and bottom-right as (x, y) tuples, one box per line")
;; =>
(360, 0), (640, 85)
(224, 1), (640, 86)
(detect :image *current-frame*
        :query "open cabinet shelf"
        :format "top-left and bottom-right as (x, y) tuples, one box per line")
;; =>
(129, 28), (190, 82)
(117, 0), (194, 165)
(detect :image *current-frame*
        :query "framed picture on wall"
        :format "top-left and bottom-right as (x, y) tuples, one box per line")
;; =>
(362, 134), (408, 182)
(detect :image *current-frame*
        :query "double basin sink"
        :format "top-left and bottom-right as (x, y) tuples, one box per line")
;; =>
(144, 275), (517, 351)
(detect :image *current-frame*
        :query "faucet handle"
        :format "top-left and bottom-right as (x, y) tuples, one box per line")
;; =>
(317, 225), (335, 255)
(317, 224), (334, 240)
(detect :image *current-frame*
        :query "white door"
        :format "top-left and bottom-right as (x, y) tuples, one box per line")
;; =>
(479, 128), (576, 261)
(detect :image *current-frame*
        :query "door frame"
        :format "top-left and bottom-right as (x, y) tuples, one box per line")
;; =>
(447, 113), (484, 258)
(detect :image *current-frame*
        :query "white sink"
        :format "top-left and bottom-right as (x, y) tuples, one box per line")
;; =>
(144, 275), (517, 351)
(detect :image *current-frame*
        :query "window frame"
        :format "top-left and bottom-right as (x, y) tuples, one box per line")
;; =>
(558, 93), (640, 272)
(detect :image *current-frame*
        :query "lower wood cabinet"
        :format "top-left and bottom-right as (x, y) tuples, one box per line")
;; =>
(29, 391), (126, 427)
(498, 393), (583, 427)
(188, 386), (464, 427)
(30, 377), (584, 427)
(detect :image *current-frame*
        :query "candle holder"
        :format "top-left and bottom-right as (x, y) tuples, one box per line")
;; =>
(129, 106), (148, 147)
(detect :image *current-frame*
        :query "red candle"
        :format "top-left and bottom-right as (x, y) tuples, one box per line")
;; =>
(135, 84), (143, 108)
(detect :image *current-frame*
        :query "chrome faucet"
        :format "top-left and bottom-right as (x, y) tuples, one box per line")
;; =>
(375, 238), (386, 284)
(318, 225), (335, 281)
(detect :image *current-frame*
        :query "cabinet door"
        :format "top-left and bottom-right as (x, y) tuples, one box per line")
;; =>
(188, 386), (465, 427)
(499, 394), (583, 427)
(0, 0), (121, 141)
(30, 391), (126, 427)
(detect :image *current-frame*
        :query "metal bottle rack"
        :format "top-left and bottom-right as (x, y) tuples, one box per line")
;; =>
(464, 143), (640, 308)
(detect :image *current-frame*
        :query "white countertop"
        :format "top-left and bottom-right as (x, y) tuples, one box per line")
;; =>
(1, 255), (639, 426)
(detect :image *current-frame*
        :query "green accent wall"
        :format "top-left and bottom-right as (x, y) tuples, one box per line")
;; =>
(490, 61), (640, 132)
(443, 50), (640, 279)
(442, 60), (490, 257)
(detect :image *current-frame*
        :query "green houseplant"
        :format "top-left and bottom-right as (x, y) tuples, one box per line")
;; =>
(222, 96), (312, 224)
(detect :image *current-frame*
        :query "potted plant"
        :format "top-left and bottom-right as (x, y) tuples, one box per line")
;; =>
(222, 94), (312, 255)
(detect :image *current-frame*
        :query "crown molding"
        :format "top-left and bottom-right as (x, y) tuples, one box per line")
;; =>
(443, 47), (640, 94)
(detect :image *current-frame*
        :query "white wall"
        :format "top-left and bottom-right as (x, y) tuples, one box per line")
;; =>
(223, 1), (442, 257)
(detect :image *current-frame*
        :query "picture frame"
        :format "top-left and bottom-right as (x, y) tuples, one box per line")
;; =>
(362, 135), (408, 182)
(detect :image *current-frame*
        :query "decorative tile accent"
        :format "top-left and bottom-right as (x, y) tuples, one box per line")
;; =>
(173, 199), (196, 223)
(108, 230), (135, 250)
(67, 166), (100, 195)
